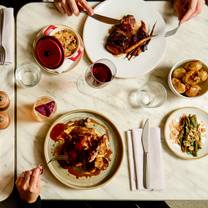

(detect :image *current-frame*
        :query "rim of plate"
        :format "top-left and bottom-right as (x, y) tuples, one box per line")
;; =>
(164, 106), (208, 160)
(44, 109), (124, 189)
(83, 0), (167, 78)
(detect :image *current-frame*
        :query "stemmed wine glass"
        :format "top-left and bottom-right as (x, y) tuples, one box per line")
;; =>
(76, 58), (117, 93)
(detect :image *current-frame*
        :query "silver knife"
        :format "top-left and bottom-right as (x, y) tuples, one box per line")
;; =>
(82, 11), (120, 25)
(142, 119), (150, 189)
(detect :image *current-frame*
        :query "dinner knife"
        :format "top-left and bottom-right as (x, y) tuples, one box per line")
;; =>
(82, 11), (120, 25)
(142, 119), (150, 189)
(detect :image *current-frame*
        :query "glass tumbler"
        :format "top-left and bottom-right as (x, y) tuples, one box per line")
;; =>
(16, 63), (41, 88)
(129, 81), (167, 108)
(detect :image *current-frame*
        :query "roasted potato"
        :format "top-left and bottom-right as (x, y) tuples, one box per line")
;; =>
(185, 85), (201, 97)
(184, 61), (203, 72)
(198, 70), (208, 82)
(172, 67), (186, 79)
(183, 70), (201, 86)
(172, 78), (186, 94)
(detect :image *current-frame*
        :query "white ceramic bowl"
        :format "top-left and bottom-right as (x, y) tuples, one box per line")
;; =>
(168, 59), (208, 98)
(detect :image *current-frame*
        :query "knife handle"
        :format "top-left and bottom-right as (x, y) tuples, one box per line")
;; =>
(145, 152), (150, 189)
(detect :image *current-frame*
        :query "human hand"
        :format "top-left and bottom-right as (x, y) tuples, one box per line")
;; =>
(173, 0), (205, 23)
(15, 165), (43, 204)
(54, 0), (94, 16)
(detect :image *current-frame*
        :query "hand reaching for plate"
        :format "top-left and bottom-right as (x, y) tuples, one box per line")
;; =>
(15, 165), (43, 204)
(174, 0), (205, 23)
(54, 0), (94, 16)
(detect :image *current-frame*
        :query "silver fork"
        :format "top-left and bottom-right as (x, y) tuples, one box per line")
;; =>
(165, 22), (180, 37)
(47, 155), (69, 165)
(0, 9), (6, 65)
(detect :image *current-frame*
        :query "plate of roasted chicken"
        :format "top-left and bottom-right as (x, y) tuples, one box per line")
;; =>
(83, 0), (166, 78)
(44, 109), (123, 189)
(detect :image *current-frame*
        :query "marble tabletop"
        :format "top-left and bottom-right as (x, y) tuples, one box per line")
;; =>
(0, 6), (15, 202)
(16, 1), (208, 200)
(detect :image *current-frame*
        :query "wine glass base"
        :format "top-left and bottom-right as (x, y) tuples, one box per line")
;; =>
(76, 76), (99, 95)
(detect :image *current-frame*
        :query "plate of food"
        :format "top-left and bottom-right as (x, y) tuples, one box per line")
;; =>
(83, 0), (166, 78)
(164, 107), (208, 159)
(44, 109), (123, 189)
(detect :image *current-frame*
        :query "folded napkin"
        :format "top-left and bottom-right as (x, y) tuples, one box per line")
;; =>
(127, 127), (165, 191)
(2, 8), (14, 65)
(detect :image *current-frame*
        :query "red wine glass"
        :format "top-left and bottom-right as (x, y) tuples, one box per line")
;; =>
(77, 59), (117, 93)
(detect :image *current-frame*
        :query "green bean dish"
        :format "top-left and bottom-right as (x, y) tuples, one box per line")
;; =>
(170, 114), (206, 157)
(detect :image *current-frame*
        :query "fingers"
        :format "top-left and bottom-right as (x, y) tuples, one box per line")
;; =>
(180, 0), (199, 23)
(68, 0), (80, 16)
(78, 0), (94, 16)
(23, 171), (32, 187)
(62, 0), (73, 16)
(16, 171), (32, 189)
(54, 0), (72, 16)
(192, 0), (204, 17)
(54, 0), (93, 16)
(55, 2), (65, 15)
(29, 167), (41, 188)
(15, 174), (23, 187)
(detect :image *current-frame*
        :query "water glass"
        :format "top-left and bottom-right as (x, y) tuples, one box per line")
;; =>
(16, 63), (41, 88)
(129, 81), (167, 108)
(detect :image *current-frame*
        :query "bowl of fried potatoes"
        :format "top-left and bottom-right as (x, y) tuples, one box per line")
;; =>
(168, 59), (208, 98)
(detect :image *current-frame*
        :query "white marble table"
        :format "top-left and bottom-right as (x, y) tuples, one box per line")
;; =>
(16, 1), (208, 200)
(0, 6), (15, 202)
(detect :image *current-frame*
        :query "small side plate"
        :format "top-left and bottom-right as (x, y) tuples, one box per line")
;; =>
(164, 107), (208, 160)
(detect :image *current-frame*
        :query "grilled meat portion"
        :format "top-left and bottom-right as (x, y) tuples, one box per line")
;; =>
(105, 15), (152, 59)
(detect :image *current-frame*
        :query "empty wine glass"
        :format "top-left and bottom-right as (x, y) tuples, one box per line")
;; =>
(129, 81), (167, 108)
(76, 58), (117, 93)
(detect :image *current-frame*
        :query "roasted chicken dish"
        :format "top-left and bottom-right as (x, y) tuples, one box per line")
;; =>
(50, 118), (112, 178)
(105, 15), (155, 60)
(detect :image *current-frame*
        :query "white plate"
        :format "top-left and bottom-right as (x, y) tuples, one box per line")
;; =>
(164, 107), (208, 159)
(83, 0), (166, 78)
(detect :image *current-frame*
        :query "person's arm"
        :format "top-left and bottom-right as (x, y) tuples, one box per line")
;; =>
(16, 166), (43, 208)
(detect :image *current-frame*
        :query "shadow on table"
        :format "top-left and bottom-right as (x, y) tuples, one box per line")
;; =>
(41, 200), (171, 208)
(1, 188), (171, 208)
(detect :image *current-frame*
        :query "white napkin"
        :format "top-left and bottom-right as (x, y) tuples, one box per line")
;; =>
(2, 8), (14, 65)
(127, 127), (165, 191)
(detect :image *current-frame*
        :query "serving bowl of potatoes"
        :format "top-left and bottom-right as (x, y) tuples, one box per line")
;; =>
(168, 59), (208, 98)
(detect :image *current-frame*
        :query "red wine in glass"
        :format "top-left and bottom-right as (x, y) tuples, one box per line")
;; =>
(85, 59), (116, 88)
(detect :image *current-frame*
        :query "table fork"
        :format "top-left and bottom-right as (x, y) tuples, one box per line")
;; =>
(0, 9), (6, 65)
(47, 155), (69, 165)
(165, 22), (180, 37)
